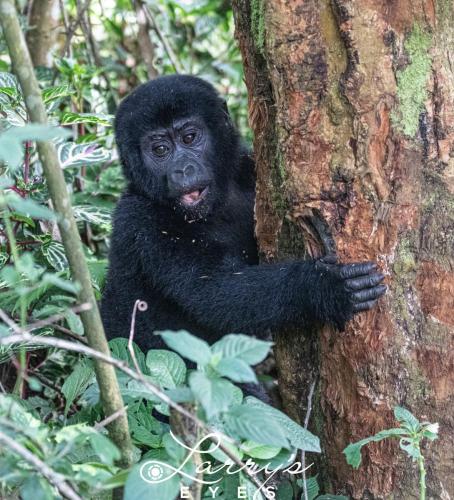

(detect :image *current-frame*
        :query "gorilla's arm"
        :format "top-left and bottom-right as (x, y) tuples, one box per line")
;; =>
(140, 231), (385, 337)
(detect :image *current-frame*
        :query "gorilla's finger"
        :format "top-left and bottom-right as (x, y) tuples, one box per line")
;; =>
(345, 273), (385, 290)
(340, 262), (377, 279)
(351, 285), (387, 303)
(320, 254), (338, 265)
(352, 299), (378, 312)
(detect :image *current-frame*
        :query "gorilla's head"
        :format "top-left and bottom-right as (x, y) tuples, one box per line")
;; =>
(115, 75), (240, 219)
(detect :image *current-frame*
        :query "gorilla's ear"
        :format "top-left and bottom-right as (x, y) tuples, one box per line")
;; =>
(220, 98), (233, 127)
(221, 98), (230, 116)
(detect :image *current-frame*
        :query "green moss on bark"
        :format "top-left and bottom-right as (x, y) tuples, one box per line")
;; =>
(392, 24), (432, 137)
(251, 0), (265, 54)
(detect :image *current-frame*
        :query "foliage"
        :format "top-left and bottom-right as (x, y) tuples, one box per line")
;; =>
(0, 0), (300, 498)
(344, 406), (439, 500)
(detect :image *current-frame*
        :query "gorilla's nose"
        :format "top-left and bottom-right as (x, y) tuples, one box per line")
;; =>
(171, 164), (196, 182)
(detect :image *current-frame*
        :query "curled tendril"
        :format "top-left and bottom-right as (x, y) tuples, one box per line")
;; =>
(137, 300), (148, 312)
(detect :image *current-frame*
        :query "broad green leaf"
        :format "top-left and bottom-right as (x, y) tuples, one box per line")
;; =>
(124, 460), (180, 500)
(399, 438), (421, 461)
(215, 357), (257, 383)
(298, 475), (320, 500)
(109, 337), (147, 373)
(122, 378), (161, 403)
(276, 479), (293, 500)
(343, 428), (406, 468)
(61, 360), (94, 416)
(0, 394), (47, 441)
(146, 349), (187, 388)
(2, 193), (56, 220)
(394, 406), (420, 431)
(212, 334), (273, 365)
(224, 404), (289, 448)
(240, 440), (281, 459)
(245, 397), (320, 452)
(189, 371), (237, 418)
(158, 330), (212, 366)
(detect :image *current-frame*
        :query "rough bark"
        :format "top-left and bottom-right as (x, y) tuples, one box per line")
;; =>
(232, 0), (454, 498)
(26, 0), (60, 67)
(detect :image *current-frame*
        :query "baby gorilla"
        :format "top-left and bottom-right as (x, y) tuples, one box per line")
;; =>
(101, 75), (386, 353)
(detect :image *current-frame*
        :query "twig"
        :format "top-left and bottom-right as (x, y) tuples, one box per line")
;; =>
(301, 379), (317, 500)
(128, 299), (148, 373)
(51, 324), (88, 344)
(0, 429), (81, 500)
(139, 0), (184, 73)
(0, 312), (273, 499)
(95, 406), (128, 430)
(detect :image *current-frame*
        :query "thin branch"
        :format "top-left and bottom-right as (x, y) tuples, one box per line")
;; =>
(51, 323), (88, 345)
(94, 406), (128, 430)
(301, 379), (317, 500)
(0, 429), (81, 500)
(0, 313), (273, 499)
(139, 0), (184, 73)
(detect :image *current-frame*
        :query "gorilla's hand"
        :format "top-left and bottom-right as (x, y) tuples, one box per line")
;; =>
(314, 255), (386, 330)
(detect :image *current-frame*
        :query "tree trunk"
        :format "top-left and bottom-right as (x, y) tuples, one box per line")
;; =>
(26, 0), (60, 67)
(232, 1), (454, 498)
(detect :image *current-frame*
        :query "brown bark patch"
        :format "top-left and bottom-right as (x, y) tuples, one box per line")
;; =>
(416, 261), (454, 326)
(415, 347), (454, 401)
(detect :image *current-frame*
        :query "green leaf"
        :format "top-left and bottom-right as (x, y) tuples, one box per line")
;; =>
(189, 371), (237, 418)
(399, 438), (421, 461)
(240, 440), (281, 459)
(60, 111), (112, 126)
(245, 397), (320, 452)
(124, 461), (180, 500)
(57, 141), (111, 169)
(109, 337), (147, 372)
(224, 404), (290, 448)
(73, 205), (111, 225)
(212, 334), (273, 365)
(42, 84), (73, 104)
(158, 330), (212, 366)
(343, 428), (406, 468)
(215, 357), (257, 383)
(298, 475), (319, 500)
(2, 193), (56, 220)
(0, 72), (19, 89)
(394, 406), (420, 431)
(146, 349), (187, 388)
(40, 240), (68, 271)
(61, 360), (94, 415)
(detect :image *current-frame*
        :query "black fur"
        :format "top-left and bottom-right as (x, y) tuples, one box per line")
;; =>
(101, 75), (386, 353)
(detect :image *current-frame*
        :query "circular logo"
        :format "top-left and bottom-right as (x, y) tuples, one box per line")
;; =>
(140, 461), (165, 483)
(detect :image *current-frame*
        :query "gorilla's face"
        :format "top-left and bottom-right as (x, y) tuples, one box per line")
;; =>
(140, 117), (217, 219)
(114, 75), (240, 220)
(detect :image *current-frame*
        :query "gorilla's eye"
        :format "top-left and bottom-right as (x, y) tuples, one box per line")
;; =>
(153, 144), (169, 157)
(182, 132), (196, 145)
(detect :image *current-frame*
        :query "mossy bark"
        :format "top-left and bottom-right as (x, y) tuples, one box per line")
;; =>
(232, 0), (454, 498)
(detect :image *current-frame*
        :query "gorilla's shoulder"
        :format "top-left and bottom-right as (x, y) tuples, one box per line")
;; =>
(111, 190), (157, 233)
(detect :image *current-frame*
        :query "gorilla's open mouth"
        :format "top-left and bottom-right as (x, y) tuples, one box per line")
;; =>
(180, 186), (209, 206)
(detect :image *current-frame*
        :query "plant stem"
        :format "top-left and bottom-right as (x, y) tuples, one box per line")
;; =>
(3, 209), (27, 395)
(0, 0), (134, 468)
(418, 451), (426, 500)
